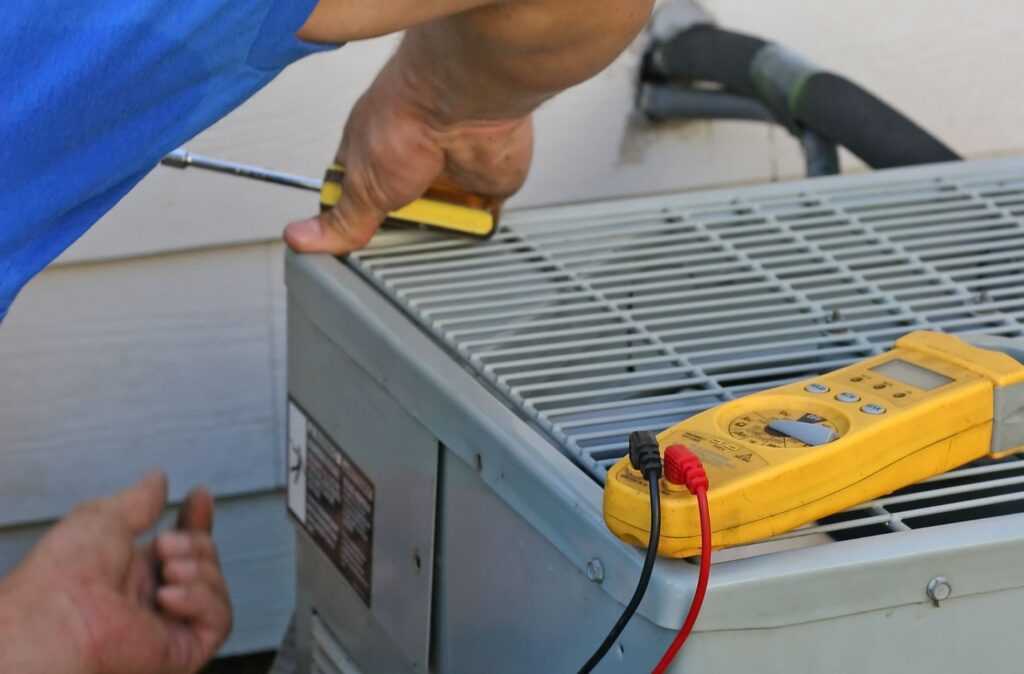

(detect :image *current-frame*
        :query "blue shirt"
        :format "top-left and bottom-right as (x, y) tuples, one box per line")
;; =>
(0, 0), (336, 319)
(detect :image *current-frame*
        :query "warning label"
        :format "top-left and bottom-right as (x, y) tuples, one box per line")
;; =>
(288, 400), (375, 607)
(675, 429), (769, 476)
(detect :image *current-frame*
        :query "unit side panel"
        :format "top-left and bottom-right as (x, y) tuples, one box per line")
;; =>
(434, 447), (671, 674)
(288, 300), (438, 672)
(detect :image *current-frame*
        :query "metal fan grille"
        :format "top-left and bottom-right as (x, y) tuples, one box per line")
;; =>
(349, 159), (1024, 540)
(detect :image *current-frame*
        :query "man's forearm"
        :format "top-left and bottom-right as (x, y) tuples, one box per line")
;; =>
(302, 0), (653, 124)
(396, 0), (654, 123)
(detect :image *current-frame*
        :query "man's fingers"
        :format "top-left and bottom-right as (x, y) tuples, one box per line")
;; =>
(157, 582), (233, 657)
(162, 559), (227, 596)
(152, 532), (232, 672)
(156, 531), (219, 564)
(157, 582), (230, 622)
(103, 472), (168, 536)
(175, 487), (214, 533)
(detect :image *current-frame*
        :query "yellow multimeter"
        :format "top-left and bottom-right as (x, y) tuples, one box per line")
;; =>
(319, 164), (499, 238)
(604, 331), (1024, 557)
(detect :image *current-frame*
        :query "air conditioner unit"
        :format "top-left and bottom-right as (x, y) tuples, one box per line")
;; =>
(286, 158), (1024, 674)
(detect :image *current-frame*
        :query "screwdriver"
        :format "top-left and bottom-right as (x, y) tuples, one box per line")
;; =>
(160, 148), (498, 238)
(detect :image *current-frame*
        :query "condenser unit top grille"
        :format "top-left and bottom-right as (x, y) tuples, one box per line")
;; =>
(349, 159), (1024, 542)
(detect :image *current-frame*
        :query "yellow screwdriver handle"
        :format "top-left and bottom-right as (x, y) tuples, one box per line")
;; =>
(319, 164), (498, 238)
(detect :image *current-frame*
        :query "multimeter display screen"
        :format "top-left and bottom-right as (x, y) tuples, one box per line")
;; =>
(871, 359), (953, 390)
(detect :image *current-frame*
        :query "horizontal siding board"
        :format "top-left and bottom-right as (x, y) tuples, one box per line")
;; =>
(0, 243), (287, 525)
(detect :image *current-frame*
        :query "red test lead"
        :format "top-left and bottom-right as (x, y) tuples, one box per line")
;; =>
(653, 445), (712, 674)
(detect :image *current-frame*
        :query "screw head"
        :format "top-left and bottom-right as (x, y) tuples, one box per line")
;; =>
(586, 558), (605, 583)
(927, 576), (952, 605)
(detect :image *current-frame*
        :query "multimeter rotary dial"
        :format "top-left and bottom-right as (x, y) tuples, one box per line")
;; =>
(728, 409), (843, 448)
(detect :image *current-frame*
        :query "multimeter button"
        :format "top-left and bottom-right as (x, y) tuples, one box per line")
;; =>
(767, 420), (838, 446)
(861, 404), (887, 415)
(835, 392), (861, 403)
(804, 383), (830, 394)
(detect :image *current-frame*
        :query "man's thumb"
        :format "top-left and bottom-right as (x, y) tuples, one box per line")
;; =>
(284, 204), (382, 254)
(108, 471), (168, 535)
(285, 169), (392, 254)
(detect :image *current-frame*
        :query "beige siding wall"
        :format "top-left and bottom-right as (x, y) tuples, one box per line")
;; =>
(3, 0), (1023, 655)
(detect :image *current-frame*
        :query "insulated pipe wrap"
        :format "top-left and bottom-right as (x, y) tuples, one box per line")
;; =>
(648, 25), (961, 169)
(651, 26), (766, 97)
(641, 86), (775, 122)
(793, 73), (959, 168)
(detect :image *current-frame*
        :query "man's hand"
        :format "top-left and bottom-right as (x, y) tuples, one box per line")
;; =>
(286, 0), (652, 254)
(284, 54), (533, 253)
(0, 473), (232, 674)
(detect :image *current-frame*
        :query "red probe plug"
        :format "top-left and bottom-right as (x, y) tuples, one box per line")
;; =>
(663, 445), (708, 493)
(653, 445), (711, 674)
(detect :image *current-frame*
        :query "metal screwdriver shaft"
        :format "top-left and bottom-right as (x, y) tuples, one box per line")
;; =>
(161, 147), (497, 237)
(161, 148), (323, 192)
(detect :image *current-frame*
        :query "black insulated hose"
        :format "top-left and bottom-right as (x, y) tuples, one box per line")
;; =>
(793, 73), (958, 169)
(640, 86), (775, 123)
(649, 25), (767, 98)
(647, 25), (960, 170)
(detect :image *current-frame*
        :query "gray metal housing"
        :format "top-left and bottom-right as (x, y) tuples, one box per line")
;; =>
(288, 158), (1024, 673)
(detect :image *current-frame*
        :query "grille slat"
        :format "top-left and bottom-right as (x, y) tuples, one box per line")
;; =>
(350, 160), (1024, 549)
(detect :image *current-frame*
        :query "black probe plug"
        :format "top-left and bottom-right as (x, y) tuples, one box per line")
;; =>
(628, 430), (663, 480)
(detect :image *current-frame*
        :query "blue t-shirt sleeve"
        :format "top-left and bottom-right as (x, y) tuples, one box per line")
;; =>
(0, 0), (339, 320)
(250, 0), (337, 70)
